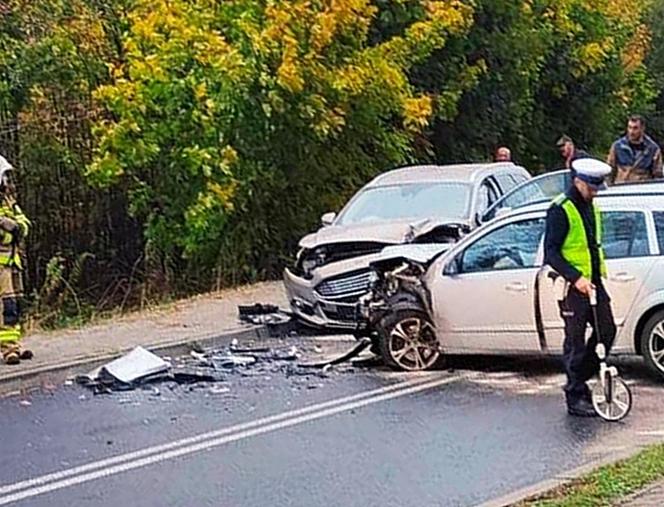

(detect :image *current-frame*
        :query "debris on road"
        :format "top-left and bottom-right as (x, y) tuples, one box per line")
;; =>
(76, 346), (222, 394)
(211, 354), (258, 368)
(298, 338), (372, 369)
(208, 386), (231, 395)
(238, 303), (292, 326)
(76, 346), (172, 393)
(102, 346), (170, 384)
(74, 337), (357, 397)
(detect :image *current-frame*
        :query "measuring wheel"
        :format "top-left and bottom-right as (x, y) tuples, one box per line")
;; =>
(591, 375), (632, 422)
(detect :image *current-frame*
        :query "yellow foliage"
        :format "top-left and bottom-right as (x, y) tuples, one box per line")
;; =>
(622, 25), (652, 74)
(207, 180), (238, 210)
(220, 146), (239, 168)
(277, 36), (305, 93)
(403, 95), (434, 132)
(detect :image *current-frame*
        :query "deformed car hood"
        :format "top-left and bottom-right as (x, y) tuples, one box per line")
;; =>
(372, 243), (453, 265)
(299, 217), (469, 249)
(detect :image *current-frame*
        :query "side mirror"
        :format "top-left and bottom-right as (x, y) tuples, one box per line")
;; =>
(321, 212), (336, 227)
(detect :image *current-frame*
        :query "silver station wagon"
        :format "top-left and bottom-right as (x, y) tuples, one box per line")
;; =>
(359, 181), (664, 379)
(283, 163), (531, 329)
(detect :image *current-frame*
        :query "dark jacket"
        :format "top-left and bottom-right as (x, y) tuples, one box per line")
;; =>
(544, 185), (602, 286)
(607, 134), (663, 183)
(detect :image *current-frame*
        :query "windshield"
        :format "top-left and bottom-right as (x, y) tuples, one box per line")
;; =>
(336, 182), (470, 226)
(483, 170), (571, 222)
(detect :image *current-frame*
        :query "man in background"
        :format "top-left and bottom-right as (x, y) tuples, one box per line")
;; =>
(556, 135), (590, 170)
(607, 115), (662, 183)
(494, 146), (512, 162)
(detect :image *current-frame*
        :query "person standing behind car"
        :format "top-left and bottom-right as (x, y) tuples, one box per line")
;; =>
(607, 114), (663, 183)
(556, 135), (590, 170)
(544, 158), (616, 418)
(494, 146), (512, 162)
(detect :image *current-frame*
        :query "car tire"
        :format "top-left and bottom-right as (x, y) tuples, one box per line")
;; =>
(640, 310), (664, 380)
(377, 308), (441, 371)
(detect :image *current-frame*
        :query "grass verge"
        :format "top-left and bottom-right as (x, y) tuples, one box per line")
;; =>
(515, 443), (664, 506)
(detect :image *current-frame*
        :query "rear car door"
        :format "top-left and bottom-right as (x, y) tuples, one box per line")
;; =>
(432, 215), (546, 352)
(538, 209), (654, 352)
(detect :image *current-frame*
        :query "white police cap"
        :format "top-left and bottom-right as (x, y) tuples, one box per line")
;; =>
(571, 158), (611, 188)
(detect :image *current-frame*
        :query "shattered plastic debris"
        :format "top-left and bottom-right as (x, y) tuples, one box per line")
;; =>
(208, 386), (231, 395)
(298, 338), (372, 369)
(77, 346), (220, 393)
(76, 346), (169, 389)
(238, 303), (293, 326)
(103, 346), (170, 384)
(212, 354), (258, 368)
(238, 303), (279, 316)
(172, 371), (221, 384)
(229, 341), (271, 354)
(76, 334), (365, 398)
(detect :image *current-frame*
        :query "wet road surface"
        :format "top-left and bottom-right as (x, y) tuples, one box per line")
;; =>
(0, 335), (662, 507)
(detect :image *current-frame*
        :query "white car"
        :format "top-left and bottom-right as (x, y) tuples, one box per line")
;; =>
(283, 163), (531, 329)
(359, 180), (664, 379)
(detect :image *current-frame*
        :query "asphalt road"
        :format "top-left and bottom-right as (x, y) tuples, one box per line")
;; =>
(0, 335), (662, 507)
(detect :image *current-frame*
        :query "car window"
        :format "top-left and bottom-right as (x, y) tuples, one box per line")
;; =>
(336, 182), (471, 225)
(460, 218), (546, 274)
(483, 171), (571, 222)
(495, 173), (516, 194)
(653, 212), (664, 254)
(510, 173), (529, 186)
(602, 211), (649, 259)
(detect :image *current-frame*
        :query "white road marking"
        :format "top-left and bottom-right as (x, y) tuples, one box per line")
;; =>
(638, 430), (664, 437)
(0, 373), (458, 505)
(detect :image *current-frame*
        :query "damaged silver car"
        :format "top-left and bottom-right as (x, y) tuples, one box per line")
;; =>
(357, 180), (664, 379)
(283, 163), (531, 329)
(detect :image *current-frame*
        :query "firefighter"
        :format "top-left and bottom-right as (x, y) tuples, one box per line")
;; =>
(0, 155), (31, 365)
(544, 158), (615, 417)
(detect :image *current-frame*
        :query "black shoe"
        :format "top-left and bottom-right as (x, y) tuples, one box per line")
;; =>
(582, 389), (592, 404)
(567, 399), (598, 417)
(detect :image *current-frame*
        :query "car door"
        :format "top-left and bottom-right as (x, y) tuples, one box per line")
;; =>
(538, 209), (654, 352)
(431, 215), (546, 353)
(473, 177), (501, 225)
(482, 170), (571, 223)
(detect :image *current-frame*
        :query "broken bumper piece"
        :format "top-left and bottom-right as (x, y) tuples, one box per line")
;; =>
(283, 268), (363, 329)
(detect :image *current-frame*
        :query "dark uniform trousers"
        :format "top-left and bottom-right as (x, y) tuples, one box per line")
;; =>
(559, 284), (616, 402)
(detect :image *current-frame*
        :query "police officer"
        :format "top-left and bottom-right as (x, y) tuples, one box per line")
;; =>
(544, 158), (616, 417)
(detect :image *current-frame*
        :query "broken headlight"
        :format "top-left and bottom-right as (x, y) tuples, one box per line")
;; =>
(300, 247), (327, 276)
(301, 258), (317, 276)
(367, 270), (380, 288)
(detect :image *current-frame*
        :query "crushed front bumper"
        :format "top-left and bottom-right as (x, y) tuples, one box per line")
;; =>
(283, 267), (368, 330)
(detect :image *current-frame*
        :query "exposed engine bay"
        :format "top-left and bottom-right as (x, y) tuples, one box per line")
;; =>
(293, 221), (468, 279)
(356, 255), (437, 337)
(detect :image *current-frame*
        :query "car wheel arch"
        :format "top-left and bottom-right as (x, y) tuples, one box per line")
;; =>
(634, 303), (664, 356)
(385, 289), (432, 319)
